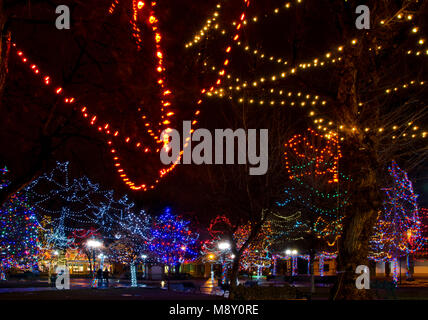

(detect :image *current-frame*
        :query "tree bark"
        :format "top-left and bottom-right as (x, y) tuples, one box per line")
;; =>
(331, 161), (380, 299)
(330, 51), (382, 300)
(229, 220), (262, 289)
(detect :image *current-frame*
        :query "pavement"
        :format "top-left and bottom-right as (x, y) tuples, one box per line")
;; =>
(0, 277), (427, 299)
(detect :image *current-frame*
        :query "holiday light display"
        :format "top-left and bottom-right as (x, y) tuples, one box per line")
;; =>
(40, 209), (75, 251)
(10, 0), (251, 192)
(108, 210), (152, 286)
(0, 167), (8, 189)
(189, 1), (426, 141)
(6, 0), (426, 197)
(278, 128), (347, 244)
(285, 128), (341, 184)
(26, 162), (135, 237)
(201, 215), (236, 284)
(148, 209), (199, 268)
(318, 252), (337, 277)
(272, 252), (311, 277)
(370, 161), (425, 275)
(109, 0), (175, 137)
(234, 221), (274, 274)
(0, 168), (39, 272)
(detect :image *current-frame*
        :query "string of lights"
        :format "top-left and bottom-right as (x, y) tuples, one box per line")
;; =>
(26, 162), (135, 238)
(370, 161), (425, 264)
(11, 0), (251, 191)
(0, 168), (40, 272)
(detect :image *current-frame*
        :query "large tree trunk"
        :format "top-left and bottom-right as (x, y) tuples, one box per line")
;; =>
(331, 149), (381, 299)
(330, 49), (383, 299)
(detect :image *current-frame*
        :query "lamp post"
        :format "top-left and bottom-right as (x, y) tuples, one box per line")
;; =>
(218, 241), (231, 285)
(207, 254), (216, 281)
(141, 254), (148, 279)
(285, 249), (298, 277)
(86, 239), (102, 288)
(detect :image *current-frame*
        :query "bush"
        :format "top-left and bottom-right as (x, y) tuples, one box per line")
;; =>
(229, 284), (302, 300)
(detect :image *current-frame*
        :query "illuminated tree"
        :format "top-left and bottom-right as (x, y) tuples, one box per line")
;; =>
(186, 0), (428, 299)
(280, 128), (348, 244)
(148, 208), (199, 272)
(271, 128), (349, 292)
(234, 221), (274, 277)
(370, 161), (425, 282)
(27, 162), (135, 237)
(71, 228), (103, 275)
(0, 167), (39, 276)
(107, 210), (152, 286)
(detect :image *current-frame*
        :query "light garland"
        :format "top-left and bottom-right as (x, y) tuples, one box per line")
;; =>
(189, 2), (426, 145)
(234, 221), (273, 272)
(285, 128), (341, 184)
(26, 162), (135, 237)
(309, 80), (427, 141)
(278, 128), (347, 242)
(12, 0), (251, 191)
(206, 87), (328, 108)
(186, 1), (305, 49)
(148, 208), (199, 266)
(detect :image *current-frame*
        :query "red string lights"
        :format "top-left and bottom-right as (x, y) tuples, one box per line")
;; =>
(11, 0), (251, 191)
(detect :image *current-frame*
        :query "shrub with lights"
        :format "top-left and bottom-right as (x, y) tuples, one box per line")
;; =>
(370, 161), (425, 283)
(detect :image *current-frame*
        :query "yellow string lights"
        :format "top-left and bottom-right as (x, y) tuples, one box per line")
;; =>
(187, 1), (426, 143)
(185, 3), (222, 48)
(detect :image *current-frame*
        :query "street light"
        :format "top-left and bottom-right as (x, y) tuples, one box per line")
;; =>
(218, 241), (231, 251)
(86, 239), (103, 288)
(86, 239), (102, 248)
(285, 249), (298, 256)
